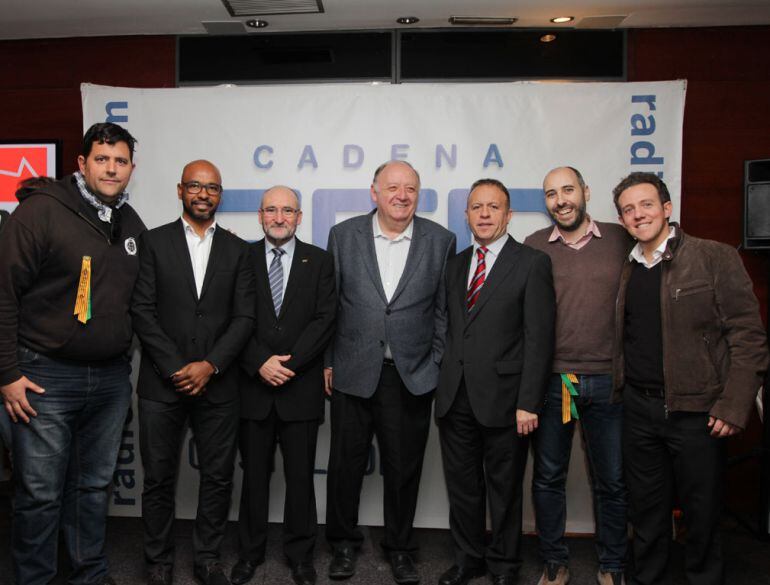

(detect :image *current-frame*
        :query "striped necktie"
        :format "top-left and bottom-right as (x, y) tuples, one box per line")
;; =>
(466, 246), (488, 311)
(269, 247), (285, 315)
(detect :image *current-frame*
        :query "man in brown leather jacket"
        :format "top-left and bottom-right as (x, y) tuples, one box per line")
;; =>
(612, 172), (768, 585)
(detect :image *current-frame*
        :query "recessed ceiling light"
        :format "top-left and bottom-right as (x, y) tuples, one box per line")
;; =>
(245, 19), (269, 28)
(540, 34), (557, 43)
(397, 16), (420, 25)
(550, 16), (574, 23)
(449, 16), (518, 26)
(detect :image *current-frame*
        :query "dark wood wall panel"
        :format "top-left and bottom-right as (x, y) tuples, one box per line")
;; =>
(0, 36), (175, 173)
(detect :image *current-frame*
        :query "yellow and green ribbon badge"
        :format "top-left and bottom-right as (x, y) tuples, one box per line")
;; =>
(73, 256), (92, 324)
(560, 373), (579, 423)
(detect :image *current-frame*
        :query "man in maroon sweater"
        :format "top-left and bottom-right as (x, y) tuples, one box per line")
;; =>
(525, 167), (630, 585)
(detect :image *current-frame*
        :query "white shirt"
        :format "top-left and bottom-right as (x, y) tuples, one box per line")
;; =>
(265, 236), (296, 299)
(182, 217), (217, 298)
(467, 233), (509, 288)
(373, 214), (413, 359)
(373, 215), (413, 302)
(628, 226), (677, 269)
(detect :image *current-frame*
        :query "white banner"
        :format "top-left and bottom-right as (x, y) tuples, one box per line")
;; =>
(82, 80), (686, 532)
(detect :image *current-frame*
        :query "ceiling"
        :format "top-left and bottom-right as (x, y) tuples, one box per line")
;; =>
(3, 0), (770, 41)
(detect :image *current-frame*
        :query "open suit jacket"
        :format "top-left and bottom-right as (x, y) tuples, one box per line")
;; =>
(436, 235), (556, 426)
(325, 210), (456, 397)
(131, 219), (256, 403)
(240, 238), (336, 421)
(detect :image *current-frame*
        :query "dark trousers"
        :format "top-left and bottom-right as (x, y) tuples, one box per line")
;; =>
(237, 410), (320, 565)
(139, 395), (239, 569)
(532, 374), (627, 572)
(325, 363), (433, 552)
(623, 385), (726, 585)
(438, 382), (529, 577)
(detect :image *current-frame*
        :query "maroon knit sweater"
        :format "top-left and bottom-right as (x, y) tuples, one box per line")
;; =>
(524, 221), (630, 375)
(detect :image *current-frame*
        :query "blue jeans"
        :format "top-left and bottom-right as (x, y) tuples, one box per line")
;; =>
(11, 346), (132, 585)
(531, 373), (627, 572)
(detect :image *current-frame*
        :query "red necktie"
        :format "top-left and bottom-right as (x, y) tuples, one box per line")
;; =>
(466, 246), (488, 311)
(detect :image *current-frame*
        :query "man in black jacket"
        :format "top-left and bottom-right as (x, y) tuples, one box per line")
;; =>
(131, 160), (256, 585)
(0, 123), (145, 585)
(231, 185), (335, 585)
(436, 178), (555, 585)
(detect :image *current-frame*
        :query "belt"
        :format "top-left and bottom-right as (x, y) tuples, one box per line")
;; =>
(383, 358), (396, 367)
(630, 384), (665, 398)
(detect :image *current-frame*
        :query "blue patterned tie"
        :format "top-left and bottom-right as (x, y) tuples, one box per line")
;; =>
(268, 248), (285, 315)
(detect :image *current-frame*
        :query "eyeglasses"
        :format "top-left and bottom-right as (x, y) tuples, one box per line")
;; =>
(261, 206), (300, 217)
(182, 181), (223, 196)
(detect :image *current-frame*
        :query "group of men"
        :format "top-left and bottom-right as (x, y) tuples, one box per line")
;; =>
(0, 121), (766, 585)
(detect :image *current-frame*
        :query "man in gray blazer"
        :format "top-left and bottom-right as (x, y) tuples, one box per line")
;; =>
(324, 160), (456, 584)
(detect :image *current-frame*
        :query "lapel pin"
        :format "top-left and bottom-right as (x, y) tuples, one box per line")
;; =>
(302, 258), (309, 263)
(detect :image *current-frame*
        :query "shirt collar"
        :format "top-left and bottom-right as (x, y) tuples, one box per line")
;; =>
(373, 214), (414, 242)
(629, 225), (676, 265)
(548, 217), (602, 244)
(473, 233), (508, 257)
(265, 236), (296, 257)
(181, 217), (217, 238)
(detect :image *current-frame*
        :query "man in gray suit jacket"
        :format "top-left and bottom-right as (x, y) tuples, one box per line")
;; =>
(324, 160), (456, 585)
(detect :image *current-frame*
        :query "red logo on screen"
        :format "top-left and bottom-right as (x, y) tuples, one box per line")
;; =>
(0, 147), (50, 203)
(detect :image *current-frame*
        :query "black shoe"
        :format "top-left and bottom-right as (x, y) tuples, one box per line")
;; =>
(328, 546), (356, 580)
(390, 552), (419, 584)
(147, 565), (172, 585)
(194, 562), (230, 585)
(230, 558), (263, 585)
(291, 562), (317, 585)
(438, 564), (485, 585)
(490, 575), (517, 585)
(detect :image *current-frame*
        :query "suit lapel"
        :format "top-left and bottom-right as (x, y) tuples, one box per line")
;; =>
(389, 219), (427, 305)
(466, 236), (520, 329)
(456, 247), (473, 320)
(253, 239), (272, 303)
(199, 226), (223, 300)
(356, 213), (388, 304)
(170, 219), (198, 300)
(278, 238), (307, 318)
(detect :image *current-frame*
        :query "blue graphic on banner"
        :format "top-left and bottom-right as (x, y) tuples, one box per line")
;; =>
(105, 101), (128, 123)
(219, 189), (303, 213)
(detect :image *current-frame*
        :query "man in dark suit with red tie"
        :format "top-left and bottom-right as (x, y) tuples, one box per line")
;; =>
(436, 178), (555, 585)
(231, 185), (336, 585)
(131, 160), (256, 585)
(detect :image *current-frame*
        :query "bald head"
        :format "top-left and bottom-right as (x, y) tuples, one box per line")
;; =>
(181, 159), (221, 185)
(262, 185), (300, 210)
(542, 165), (590, 233)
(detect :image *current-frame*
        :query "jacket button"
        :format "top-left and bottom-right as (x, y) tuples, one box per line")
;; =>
(459, 359), (463, 365)
(196, 311), (203, 318)
(385, 308), (392, 315)
(379, 340), (384, 347)
(192, 337), (197, 343)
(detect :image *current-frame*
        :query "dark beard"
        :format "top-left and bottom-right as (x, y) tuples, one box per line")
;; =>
(552, 204), (587, 232)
